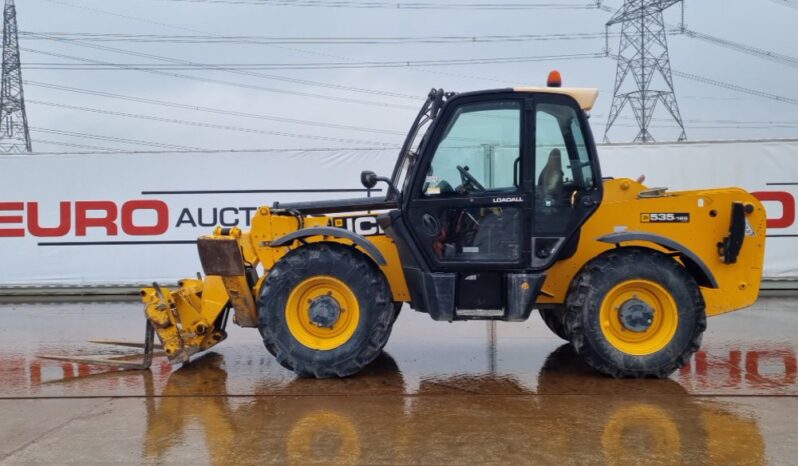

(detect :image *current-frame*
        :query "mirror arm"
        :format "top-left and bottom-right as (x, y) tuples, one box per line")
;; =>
(377, 176), (402, 206)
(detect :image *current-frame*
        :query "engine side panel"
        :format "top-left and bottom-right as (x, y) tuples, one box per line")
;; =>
(536, 179), (767, 316)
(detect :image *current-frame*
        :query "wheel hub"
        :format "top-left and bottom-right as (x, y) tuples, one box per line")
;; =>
(308, 295), (341, 328)
(618, 297), (655, 333)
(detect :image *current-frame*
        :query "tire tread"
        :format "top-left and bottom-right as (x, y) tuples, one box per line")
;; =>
(564, 247), (707, 378)
(258, 243), (395, 378)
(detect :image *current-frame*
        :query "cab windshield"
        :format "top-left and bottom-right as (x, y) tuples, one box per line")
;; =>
(391, 119), (432, 196)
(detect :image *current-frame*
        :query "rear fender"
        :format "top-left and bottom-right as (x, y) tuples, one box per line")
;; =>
(597, 231), (718, 289)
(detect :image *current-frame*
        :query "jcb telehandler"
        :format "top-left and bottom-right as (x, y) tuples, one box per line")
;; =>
(43, 72), (766, 378)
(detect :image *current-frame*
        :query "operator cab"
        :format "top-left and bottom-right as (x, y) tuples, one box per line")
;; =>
(377, 72), (603, 321)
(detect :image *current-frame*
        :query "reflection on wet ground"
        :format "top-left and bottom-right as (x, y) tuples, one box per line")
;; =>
(0, 297), (796, 464)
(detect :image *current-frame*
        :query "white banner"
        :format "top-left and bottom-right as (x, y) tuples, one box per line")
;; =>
(0, 149), (398, 288)
(1, 139), (796, 288)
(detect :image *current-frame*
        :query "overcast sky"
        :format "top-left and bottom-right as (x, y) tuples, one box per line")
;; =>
(14, 0), (798, 152)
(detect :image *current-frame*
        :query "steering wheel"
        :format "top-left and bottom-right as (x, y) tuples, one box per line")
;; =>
(456, 165), (486, 192)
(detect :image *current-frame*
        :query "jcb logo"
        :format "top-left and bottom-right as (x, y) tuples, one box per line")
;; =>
(332, 216), (384, 236)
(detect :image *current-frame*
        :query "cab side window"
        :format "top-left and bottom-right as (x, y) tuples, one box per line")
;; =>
(535, 111), (568, 203)
(424, 101), (521, 197)
(535, 102), (596, 234)
(569, 117), (595, 189)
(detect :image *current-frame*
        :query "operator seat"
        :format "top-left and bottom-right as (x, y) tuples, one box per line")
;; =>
(537, 148), (564, 201)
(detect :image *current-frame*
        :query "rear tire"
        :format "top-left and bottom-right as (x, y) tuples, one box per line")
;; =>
(565, 247), (706, 378)
(539, 307), (569, 341)
(258, 243), (395, 378)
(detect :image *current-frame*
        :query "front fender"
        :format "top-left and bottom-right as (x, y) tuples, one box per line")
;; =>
(270, 226), (387, 266)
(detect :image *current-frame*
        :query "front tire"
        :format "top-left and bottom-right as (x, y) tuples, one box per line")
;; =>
(258, 243), (395, 378)
(565, 247), (706, 378)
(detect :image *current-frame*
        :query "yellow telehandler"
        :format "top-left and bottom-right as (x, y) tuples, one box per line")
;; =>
(42, 72), (766, 378)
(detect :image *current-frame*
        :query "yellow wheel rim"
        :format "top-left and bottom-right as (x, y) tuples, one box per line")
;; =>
(599, 279), (678, 356)
(285, 275), (360, 351)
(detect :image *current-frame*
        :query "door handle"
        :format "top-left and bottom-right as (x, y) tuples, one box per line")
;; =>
(422, 214), (440, 236)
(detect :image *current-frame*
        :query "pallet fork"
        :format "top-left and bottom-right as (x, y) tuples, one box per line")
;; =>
(37, 320), (162, 370)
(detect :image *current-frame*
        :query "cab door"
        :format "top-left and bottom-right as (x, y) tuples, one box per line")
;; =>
(404, 95), (531, 275)
(530, 94), (603, 269)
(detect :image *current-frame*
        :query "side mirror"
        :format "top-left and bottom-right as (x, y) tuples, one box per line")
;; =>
(359, 170), (402, 205)
(361, 170), (379, 189)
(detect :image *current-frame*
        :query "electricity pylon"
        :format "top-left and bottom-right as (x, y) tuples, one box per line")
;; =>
(0, 0), (31, 153)
(604, 0), (686, 143)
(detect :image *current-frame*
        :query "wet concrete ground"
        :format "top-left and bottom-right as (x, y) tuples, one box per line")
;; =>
(0, 297), (796, 465)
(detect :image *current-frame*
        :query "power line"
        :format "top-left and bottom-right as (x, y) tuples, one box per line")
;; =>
(26, 80), (406, 136)
(612, 121), (798, 129)
(609, 123), (798, 130)
(602, 55), (798, 109)
(37, 0), (796, 139)
(23, 31), (419, 100)
(35, 138), (126, 152)
(680, 28), (798, 69)
(37, 0), (501, 92)
(27, 99), (401, 146)
(28, 26), (798, 75)
(36, 0), (539, 90)
(40, 0), (400, 67)
(21, 47), (417, 109)
(672, 69), (798, 106)
(30, 28), (509, 87)
(22, 53), (605, 70)
(604, 3), (798, 110)
(681, 95), (746, 101)
(29, 4), (433, 105)
(31, 26), (798, 78)
(38, 78), (798, 133)
(40, 0), (598, 92)
(19, 30), (615, 45)
(637, 10), (798, 72)
(28, 101), (530, 146)
(26, 82), (798, 147)
(41, 0), (226, 34)
(30, 127), (205, 150)
(606, 9), (798, 72)
(31, 146), (401, 155)
(592, 113), (798, 126)
(21, 29), (602, 97)
(151, 0), (604, 10)
(18, 28), (614, 88)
